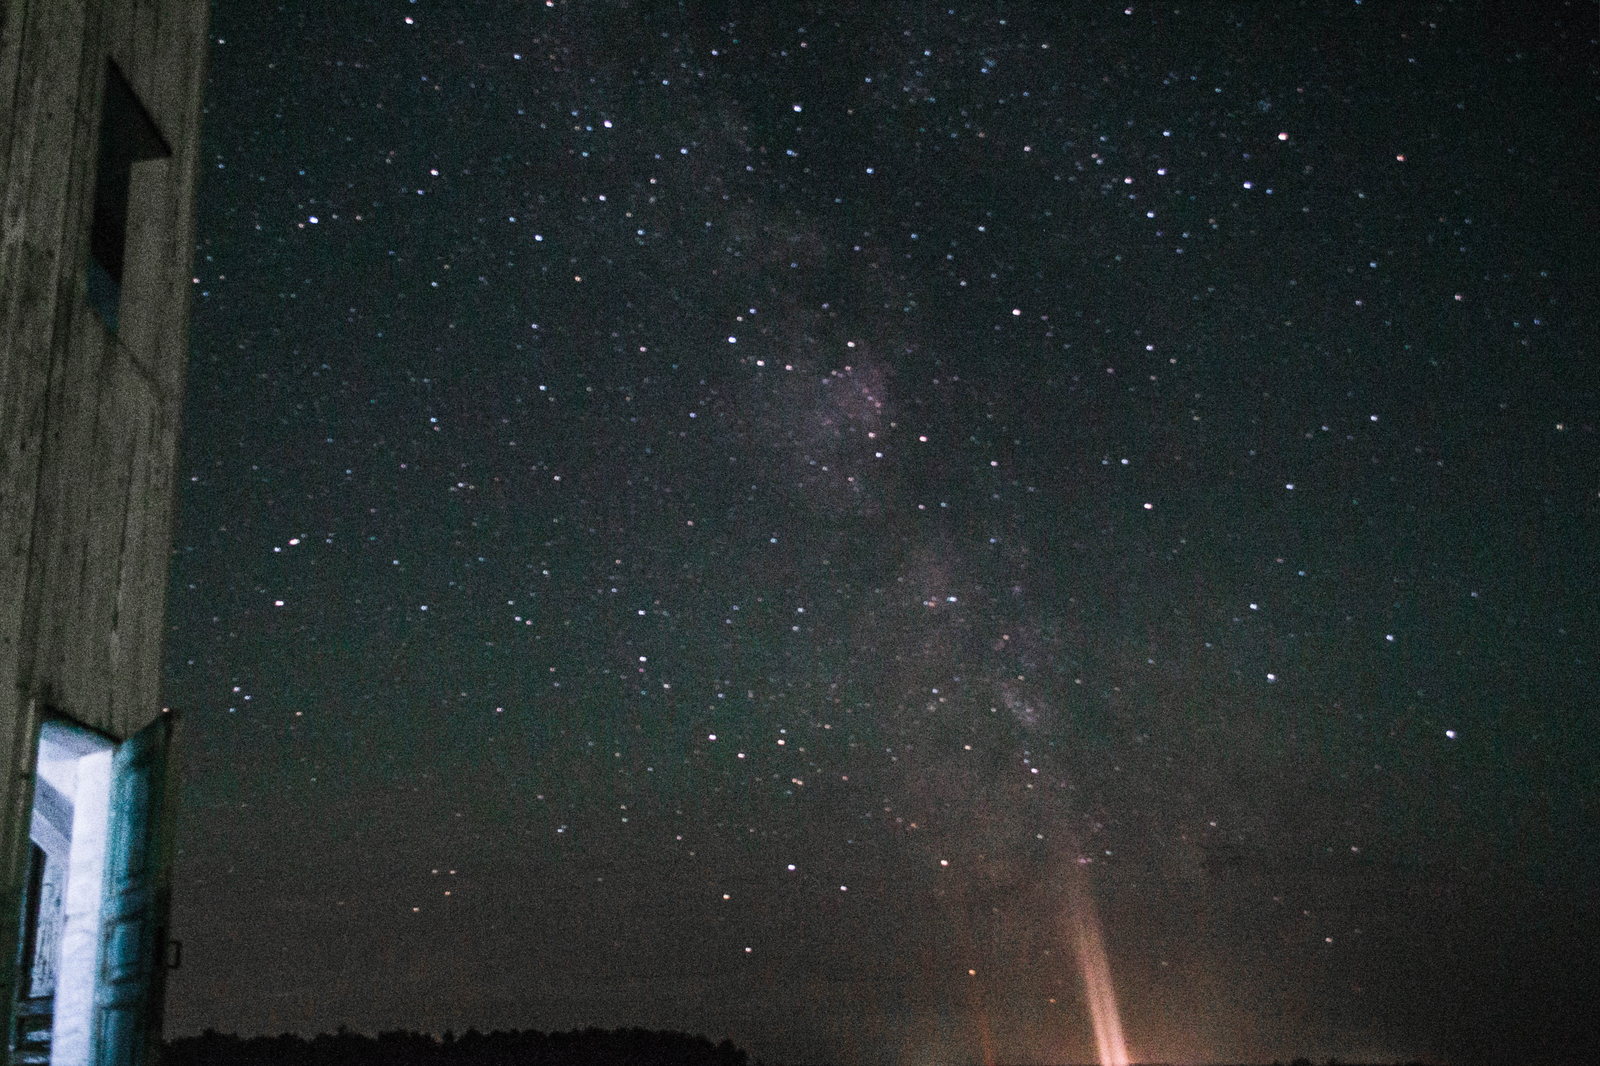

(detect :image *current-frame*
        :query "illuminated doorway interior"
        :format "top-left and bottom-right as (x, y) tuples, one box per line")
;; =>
(11, 716), (172, 1066)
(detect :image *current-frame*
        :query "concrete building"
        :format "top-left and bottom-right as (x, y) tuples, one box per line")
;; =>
(0, 0), (209, 1063)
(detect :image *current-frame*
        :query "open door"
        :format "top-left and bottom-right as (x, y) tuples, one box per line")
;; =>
(8, 714), (175, 1066)
(90, 716), (173, 1066)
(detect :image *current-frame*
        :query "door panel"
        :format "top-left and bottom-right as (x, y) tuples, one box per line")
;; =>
(89, 716), (171, 1066)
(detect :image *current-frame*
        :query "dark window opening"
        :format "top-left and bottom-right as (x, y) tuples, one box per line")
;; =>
(17, 844), (46, 992)
(12, 846), (50, 1065)
(88, 61), (170, 332)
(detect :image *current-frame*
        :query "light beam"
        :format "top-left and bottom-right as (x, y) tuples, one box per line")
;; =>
(1068, 878), (1130, 1066)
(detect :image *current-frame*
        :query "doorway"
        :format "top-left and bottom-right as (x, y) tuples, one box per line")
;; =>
(10, 716), (172, 1066)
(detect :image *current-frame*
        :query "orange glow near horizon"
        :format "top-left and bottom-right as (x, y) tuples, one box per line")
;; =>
(1068, 881), (1130, 1066)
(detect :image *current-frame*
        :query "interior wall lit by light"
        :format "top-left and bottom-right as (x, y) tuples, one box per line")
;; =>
(17, 720), (117, 1066)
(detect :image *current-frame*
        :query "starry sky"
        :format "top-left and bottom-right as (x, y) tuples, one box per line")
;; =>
(160, 2), (1599, 1064)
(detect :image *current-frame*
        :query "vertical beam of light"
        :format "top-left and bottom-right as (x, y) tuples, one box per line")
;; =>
(970, 987), (997, 1066)
(1068, 879), (1130, 1066)
(951, 921), (996, 1066)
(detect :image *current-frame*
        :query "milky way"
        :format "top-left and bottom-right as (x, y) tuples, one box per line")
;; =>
(163, 4), (1598, 1065)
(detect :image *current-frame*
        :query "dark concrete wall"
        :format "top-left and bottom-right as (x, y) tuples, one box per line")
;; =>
(0, 0), (208, 1038)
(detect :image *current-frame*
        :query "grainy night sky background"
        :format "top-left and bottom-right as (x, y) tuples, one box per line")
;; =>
(159, 2), (1598, 1064)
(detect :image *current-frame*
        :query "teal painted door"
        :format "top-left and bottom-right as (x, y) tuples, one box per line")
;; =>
(90, 717), (173, 1066)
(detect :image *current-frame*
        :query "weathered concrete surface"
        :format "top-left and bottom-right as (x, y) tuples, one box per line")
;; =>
(0, 0), (208, 1046)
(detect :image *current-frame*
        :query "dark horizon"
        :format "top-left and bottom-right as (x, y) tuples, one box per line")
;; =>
(160, 1), (1599, 1065)
(163, 1025), (1440, 1066)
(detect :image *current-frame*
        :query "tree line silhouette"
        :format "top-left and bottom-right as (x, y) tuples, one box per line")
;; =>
(161, 1027), (755, 1066)
(160, 1032), (1435, 1066)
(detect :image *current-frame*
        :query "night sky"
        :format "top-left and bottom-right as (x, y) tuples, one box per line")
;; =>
(160, 2), (1599, 1064)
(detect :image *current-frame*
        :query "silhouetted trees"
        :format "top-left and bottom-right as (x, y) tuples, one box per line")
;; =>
(163, 1027), (752, 1066)
(163, 1034), (1441, 1066)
